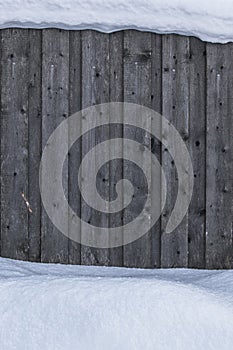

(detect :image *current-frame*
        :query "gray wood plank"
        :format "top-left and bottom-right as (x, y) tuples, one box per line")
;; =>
(41, 29), (69, 263)
(28, 29), (42, 262)
(68, 31), (82, 264)
(188, 37), (206, 268)
(123, 30), (153, 268)
(108, 31), (124, 267)
(206, 42), (233, 269)
(161, 34), (190, 268)
(81, 30), (110, 265)
(1, 29), (29, 260)
(150, 33), (162, 268)
(0, 29), (2, 255)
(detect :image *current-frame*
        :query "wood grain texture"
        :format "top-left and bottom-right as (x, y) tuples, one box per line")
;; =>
(108, 31), (124, 267)
(68, 31), (82, 264)
(81, 30), (110, 265)
(188, 38), (206, 268)
(206, 42), (233, 269)
(0, 29), (232, 269)
(0, 29), (1, 254)
(123, 30), (153, 267)
(41, 29), (69, 263)
(28, 29), (42, 262)
(150, 34), (162, 268)
(161, 34), (190, 268)
(1, 29), (29, 260)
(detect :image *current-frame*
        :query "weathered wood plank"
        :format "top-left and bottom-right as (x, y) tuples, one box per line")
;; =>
(188, 37), (206, 268)
(0, 30), (1, 255)
(81, 30), (110, 265)
(28, 29), (42, 262)
(150, 33), (162, 268)
(1, 29), (29, 260)
(123, 30), (153, 268)
(161, 34), (190, 268)
(41, 29), (69, 263)
(206, 42), (233, 269)
(68, 31), (82, 264)
(108, 31), (124, 267)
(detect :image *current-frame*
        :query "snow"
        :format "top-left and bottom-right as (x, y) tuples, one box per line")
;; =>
(0, 0), (233, 43)
(1, 258), (233, 349)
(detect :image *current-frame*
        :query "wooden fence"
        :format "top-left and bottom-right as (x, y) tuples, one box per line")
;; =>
(0, 28), (232, 268)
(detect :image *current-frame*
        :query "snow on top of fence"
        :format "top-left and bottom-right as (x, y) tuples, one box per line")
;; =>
(0, 0), (233, 43)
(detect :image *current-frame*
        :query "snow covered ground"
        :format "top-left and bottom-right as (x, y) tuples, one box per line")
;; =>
(0, 0), (233, 43)
(0, 258), (233, 350)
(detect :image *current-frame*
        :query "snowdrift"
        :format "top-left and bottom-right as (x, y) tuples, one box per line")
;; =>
(0, 0), (233, 43)
(0, 257), (233, 349)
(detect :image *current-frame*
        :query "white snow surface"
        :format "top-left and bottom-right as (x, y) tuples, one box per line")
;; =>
(0, 258), (233, 350)
(0, 0), (233, 43)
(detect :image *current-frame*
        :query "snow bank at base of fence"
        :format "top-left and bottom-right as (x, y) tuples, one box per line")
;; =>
(1, 257), (233, 350)
(0, 0), (233, 43)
